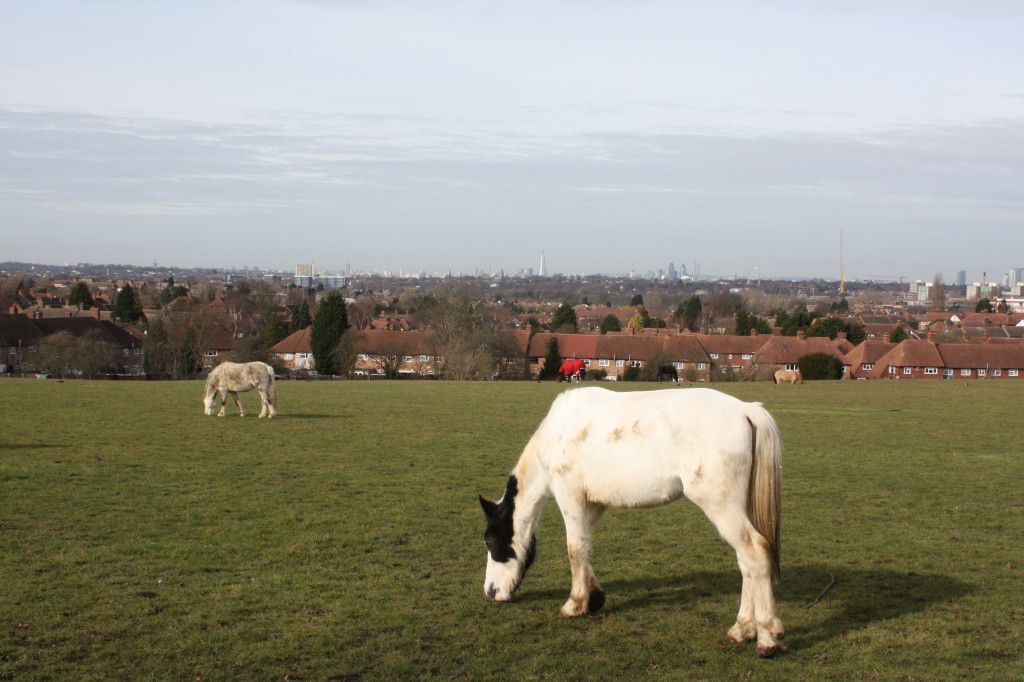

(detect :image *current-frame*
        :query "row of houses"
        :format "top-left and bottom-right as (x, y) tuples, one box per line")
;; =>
(269, 325), (1024, 381)
(0, 313), (146, 376)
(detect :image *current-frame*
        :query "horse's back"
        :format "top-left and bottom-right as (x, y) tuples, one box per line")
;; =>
(535, 388), (758, 508)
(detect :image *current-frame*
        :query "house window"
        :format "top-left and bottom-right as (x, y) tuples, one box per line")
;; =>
(992, 369), (1001, 377)
(205, 350), (217, 357)
(7, 347), (13, 355)
(297, 353), (309, 359)
(123, 348), (130, 357)
(673, 362), (683, 369)
(862, 363), (873, 371)
(134, 347), (143, 355)
(1010, 369), (1019, 377)
(742, 354), (752, 360)
(359, 354), (369, 361)
(616, 360), (625, 367)
(944, 369), (954, 379)
(924, 367), (938, 375)
(29, 345), (37, 352)
(977, 369), (986, 378)
(402, 356), (413, 362)
(583, 359), (591, 366)
(903, 367), (912, 375)
(709, 353), (719, 360)
(599, 359), (610, 367)
(629, 360), (641, 368)
(284, 353), (294, 360)
(506, 357), (518, 364)
(697, 363), (706, 370)
(961, 369), (971, 377)
(786, 363), (798, 371)
(420, 355), (430, 362)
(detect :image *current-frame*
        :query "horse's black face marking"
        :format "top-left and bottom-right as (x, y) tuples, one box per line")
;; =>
(480, 475), (518, 563)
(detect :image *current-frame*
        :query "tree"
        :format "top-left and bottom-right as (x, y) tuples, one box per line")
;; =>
(931, 273), (946, 312)
(539, 336), (562, 380)
(997, 299), (1010, 314)
(735, 308), (772, 336)
(67, 281), (95, 309)
(258, 313), (291, 349)
(291, 300), (312, 333)
(630, 294), (644, 306)
(797, 352), (844, 380)
(310, 292), (350, 376)
(704, 291), (744, 323)
(113, 283), (145, 324)
(890, 324), (910, 343)
(806, 317), (865, 343)
(674, 296), (703, 332)
(416, 288), (476, 380)
(975, 298), (993, 313)
(599, 314), (622, 334)
(775, 303), (817, 336)
(550, 303), (578, 332)
(626, 312), (645, 333)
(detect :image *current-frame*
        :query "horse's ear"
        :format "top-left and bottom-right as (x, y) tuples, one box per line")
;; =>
(479, 495), (497, 517)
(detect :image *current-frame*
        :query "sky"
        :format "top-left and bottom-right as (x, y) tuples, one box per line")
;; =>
(2, 0), (1023, 282)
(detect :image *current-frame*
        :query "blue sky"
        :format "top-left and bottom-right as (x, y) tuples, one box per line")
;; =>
(2, 0), (1022, 282)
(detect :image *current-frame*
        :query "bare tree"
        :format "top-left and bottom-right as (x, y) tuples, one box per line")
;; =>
(931, 273), (947, 312)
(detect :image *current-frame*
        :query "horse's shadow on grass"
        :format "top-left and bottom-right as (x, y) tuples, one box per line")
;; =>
(517, 564), (973, 652)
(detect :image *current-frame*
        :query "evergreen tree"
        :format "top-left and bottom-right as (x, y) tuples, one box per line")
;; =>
(550, 303), (578, 332)
(291, 300), (312, 332)
(67, 281), (95, 309)
(735, 308), (772, 336)
(310, 292), (349, 376)
(599, 313), (622, 334)
(890, 325), (910, 343)
(539, 336), (561, 380)
(674, 295), (702, 331)
(113, 283), (145, 324)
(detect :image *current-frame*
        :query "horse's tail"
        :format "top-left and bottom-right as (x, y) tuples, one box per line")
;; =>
(745, 403), (782, 583)
(266, 366), (277, 407)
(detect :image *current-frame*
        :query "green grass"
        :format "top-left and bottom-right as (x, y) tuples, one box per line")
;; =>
(2, 378), (1023, 680)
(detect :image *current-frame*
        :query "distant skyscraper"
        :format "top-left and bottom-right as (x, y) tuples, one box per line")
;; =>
(539, 250), (547, 277)
(956, 270), (966, 287)
(668, 262), (677, 280)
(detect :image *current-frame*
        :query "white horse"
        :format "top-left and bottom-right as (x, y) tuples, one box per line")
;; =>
(202, 361), (277, 419)
(479, 387), (784, 657)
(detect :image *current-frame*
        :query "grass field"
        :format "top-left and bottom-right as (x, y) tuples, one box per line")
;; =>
(1, 377), (1023, 680)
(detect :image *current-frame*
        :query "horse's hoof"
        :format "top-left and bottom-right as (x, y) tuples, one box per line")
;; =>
(756, 642), (780, 658)
(588, 589), (605, 613)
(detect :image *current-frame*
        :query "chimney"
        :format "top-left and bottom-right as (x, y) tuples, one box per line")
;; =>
(750, 329), (757, 337)
(797, 329), (806, 341)
(927, 330), (936, 343)
(838, 331), (847, 340)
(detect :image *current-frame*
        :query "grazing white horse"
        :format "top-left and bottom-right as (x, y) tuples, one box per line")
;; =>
(479, 387), (784, 657)
(202, 361), (277, 419)
(774, 369), (803, 384)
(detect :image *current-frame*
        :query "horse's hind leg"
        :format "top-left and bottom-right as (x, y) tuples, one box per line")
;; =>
(706, 507), (783, 656)
(557, 499), (606, 618)
(258, 388), (269, 418)
(230, 391), (245, 417)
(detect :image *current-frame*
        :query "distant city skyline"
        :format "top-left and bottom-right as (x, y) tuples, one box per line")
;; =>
(2, 1), (1023, 280)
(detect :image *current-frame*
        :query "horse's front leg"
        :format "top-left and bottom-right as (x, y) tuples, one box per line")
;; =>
(217, 389), (228, 417)
(558, 501), (605, 618)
